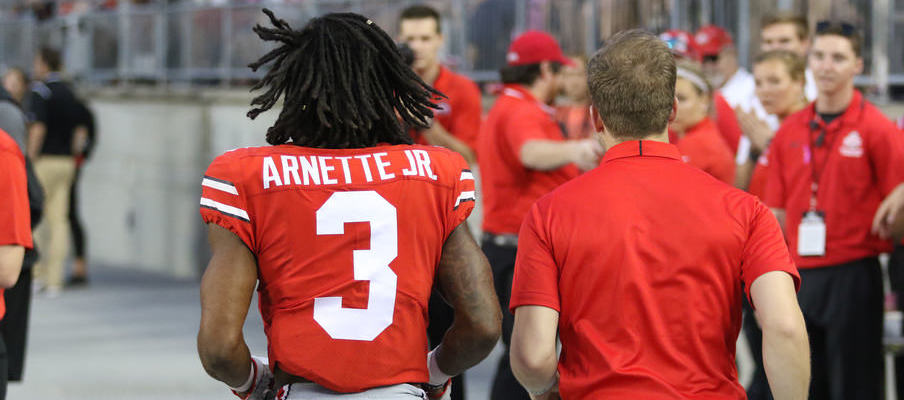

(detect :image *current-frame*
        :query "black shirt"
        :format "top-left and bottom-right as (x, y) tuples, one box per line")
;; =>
(28, 74), (89, 156)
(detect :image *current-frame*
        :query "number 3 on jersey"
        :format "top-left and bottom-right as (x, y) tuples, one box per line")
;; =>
(313, 191), (398, 341)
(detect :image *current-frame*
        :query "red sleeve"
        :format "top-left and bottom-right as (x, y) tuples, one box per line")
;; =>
(504, 110), (555, 159)
(199, 153), (255, 252)
(763, 132), (786, 209)
(448, 80), (483, 153)
(741, 200), (800, 306)
(0, 148), (31, 248)
(510, 202), (560, 312)
(866, 115), (904, 196)
(447, 152), (476, 231)
(713, 93), (741, 154)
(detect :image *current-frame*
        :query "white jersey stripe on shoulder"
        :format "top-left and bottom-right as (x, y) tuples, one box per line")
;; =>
(454, 191), (476, 208)
(200, 198), (250, 221)
(202, 177), (238, 195)
(460, 170), (474, 181)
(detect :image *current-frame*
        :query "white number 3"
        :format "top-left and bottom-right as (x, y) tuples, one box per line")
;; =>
(313, 191), (398, 341)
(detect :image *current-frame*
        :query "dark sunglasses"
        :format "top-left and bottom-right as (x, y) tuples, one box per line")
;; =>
(815, 20), (856, 37)
(702, 54), (719, 63)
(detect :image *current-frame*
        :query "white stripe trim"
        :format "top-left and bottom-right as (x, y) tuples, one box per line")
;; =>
(200, 198), (250, 221)
(202, 178), (238, 195)
(460, 171), (474, 181)
(455, 191), (476, 207)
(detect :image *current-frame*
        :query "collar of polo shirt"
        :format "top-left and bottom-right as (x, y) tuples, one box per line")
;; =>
(602, 140), (682, 163)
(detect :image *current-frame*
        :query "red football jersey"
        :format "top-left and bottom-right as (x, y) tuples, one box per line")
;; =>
(199, 144), (475, 393)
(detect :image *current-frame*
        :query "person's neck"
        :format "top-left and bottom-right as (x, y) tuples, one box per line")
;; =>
(417, 62), (441, 85)
(816, 84), (854, 114)
(720, 67), (740, 88)
(527, 83), (552, 105)
(602, 129), (669, 150)
(778, 98), (808, 123)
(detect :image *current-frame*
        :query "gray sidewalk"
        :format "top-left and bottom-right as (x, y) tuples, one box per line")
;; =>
(9, 267), (500, 399)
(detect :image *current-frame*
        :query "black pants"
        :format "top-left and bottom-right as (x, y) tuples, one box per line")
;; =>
(742, 293), (772, 400)
(482, 237), (530, 400)
(68, 166), (86, 259)
(0, 267), (31, 382)
(0, 333), (7, 399)
(887, 245), (904, 397)
(746, 258), (883, 400)
(427, 291), (466, 400)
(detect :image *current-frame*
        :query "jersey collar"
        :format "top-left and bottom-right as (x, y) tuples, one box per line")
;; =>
(602, 140), (681, 163)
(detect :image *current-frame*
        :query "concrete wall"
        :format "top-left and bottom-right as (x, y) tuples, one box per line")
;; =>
(79, 90), (275, 278)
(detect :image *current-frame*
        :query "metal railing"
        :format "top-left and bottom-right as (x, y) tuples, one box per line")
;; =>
(0, 0), (900, 98)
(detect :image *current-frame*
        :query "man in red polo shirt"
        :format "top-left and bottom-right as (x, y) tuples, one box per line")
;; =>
(0, 128), (30, 399)
(509, 30), (809, 400)
(399, 7), (486, 399)
(477, 30), (601, 400)
(765, 22), (904, 399)
(399, 4), (482, 166)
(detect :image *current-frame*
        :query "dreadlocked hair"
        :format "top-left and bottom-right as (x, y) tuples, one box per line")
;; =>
(247, 9), (444, 148)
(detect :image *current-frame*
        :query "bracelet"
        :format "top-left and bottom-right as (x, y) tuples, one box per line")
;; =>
(229, 359), (257, 393)
(427, 347), (454, 386)
(527, 373), (559, 396)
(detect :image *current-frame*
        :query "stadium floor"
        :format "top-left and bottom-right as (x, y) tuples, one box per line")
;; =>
(9, 266), (502, 399)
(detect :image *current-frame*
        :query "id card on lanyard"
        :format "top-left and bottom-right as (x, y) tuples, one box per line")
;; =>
(797, 117), (838, 257)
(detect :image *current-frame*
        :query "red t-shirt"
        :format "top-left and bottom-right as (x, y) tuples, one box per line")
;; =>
(511, 140), (800, 399)
(555, 104), (594, 140)
(411, 66), (483, 154)
(713, 92), (742, 154)
(199, 144), (475, 393)
(765, 90), (904, 268)
(674, 117), (736, 184)
(477, 85), (580, 234)
(0, 130), (31, 319)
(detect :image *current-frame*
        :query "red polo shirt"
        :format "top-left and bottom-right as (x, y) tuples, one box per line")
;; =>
(0, 130), (31, 319)
(713, 92), (742, 154)
(674, 117), (736, 184)
(511, 140), (799, 399)
(478, 85), (580, 235)
(765, 90), (904, 268)
(411, 66), (483, 154)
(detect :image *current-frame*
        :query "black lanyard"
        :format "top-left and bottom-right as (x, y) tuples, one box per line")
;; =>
(807, 117), (840, 210)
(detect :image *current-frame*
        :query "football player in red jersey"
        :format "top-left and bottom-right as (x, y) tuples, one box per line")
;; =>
(196, 10), (501, 400)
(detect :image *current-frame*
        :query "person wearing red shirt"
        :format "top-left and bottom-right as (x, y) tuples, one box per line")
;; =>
(733, 49), (809, 400)
(477, 30), (601, 400)
(196, 11), (501, 400)
(509, 30), (809, 400)
(671, 61), (736, 184)
(399, 5), (482, 166)
(0, 128), (29, 400)
(555, 55), (595, 140)
(765, 22), (904, 400)
(398, 7), (485, 399)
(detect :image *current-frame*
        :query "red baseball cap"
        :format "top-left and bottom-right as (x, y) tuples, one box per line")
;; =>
(659, 29), (701, 62)
(506, 30), (575, 67)
(694, 25), (733, 57)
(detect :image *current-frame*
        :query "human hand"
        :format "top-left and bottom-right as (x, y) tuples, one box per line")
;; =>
(232, 356), (275, 400)
(873, 183), (904, 240)
(734, 107), (773, 152)
(572, 138), (604, 171)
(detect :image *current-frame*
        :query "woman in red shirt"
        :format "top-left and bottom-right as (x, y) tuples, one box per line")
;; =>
(671, 61), (735, 184)
(736, 50), (808, 199)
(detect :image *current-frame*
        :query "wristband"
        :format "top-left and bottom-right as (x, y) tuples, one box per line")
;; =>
(527, 372), (559, 396)
(229, 359), (257, 393)
(427, 348), (453, 386)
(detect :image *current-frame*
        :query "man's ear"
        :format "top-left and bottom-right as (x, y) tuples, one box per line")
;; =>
(669, 97), (678, 122)
(589, 104), (605, 133)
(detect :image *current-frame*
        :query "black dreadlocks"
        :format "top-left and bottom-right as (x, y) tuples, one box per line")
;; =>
(247, 9), (444, 148)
